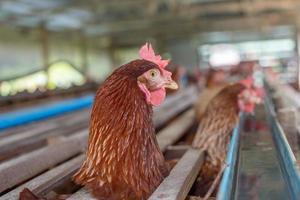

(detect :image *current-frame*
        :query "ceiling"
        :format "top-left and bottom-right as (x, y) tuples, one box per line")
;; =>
(0, 0), (300, 43)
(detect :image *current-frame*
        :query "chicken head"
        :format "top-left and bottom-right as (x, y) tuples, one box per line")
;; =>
(137, 43), (178, 106)
(238, 77), (264, 113)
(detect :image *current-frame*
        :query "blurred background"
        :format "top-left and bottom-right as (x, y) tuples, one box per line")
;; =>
(2, 1), (300, 199)
(0, 0), (299, 97)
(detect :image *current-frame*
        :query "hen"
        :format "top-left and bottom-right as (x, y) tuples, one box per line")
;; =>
(192, 77), (263, 199)
(73, 43), (178, 200)
(194, 69), (227, 122)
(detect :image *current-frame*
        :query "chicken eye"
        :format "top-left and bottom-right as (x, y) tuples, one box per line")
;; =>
(150, 70), (158, 78)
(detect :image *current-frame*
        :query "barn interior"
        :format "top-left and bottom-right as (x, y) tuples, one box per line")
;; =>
(0, 1), (300, 200)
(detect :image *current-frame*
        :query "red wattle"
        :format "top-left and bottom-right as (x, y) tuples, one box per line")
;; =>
(150, 88), (166, 106)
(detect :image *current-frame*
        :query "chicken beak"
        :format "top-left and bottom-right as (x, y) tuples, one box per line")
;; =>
(164, 79), (178, 90)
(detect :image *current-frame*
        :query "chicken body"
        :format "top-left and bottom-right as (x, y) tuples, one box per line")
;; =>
(192, 83), (245, 196)
(194, 69), (228, 122)
(194, 85), (226, 122)
(73, 60), (170, 200)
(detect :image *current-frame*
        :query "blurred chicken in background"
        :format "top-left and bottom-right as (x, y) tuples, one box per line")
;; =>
(168, 63), (189, 94)
(194, 69), (228, 122)
(192, 77), (263, 199)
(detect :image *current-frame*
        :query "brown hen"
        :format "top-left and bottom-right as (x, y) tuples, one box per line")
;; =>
(73, 44), (178, 200)
(192, 78), (263, 198)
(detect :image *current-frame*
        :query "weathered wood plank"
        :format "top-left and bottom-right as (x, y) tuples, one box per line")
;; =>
(0, 130), (88, 193)
(157, 109), (194, 152)
(148, 149), (203, 200)
(1, 155), (85, 200)
(0, 121), (88, 162)
(159, 87), (197, 109)
(164, 145), (190, 160)
(154, 93), (197, 127)
(67, 188), (96, 200)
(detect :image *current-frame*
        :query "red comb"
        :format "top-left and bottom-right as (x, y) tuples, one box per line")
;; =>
(139, 43), (169, 69)
(239, 77), (254, 88)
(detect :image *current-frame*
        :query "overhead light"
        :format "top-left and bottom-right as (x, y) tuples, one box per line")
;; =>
(209, 44), (240, 67)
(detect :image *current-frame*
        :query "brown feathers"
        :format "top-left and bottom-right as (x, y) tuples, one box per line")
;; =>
(73, 60), (169, 200)
(192, 83), (245, 196)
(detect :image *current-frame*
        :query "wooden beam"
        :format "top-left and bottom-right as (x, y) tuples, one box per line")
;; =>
(0, 130), (87, 193)
(1, 155), (85, 200)
(154, 86), (198, 127)
(67, 188), (96, 200)
(0, 109), (90, 162)
(157, 109), (195, 152)
(164, 145), (190, 160)
(148, 149), (203, 200)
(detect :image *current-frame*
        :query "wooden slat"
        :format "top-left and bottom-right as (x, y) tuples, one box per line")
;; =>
(149, 149), (203, 200)
(67, 188), (96, 200)
(0, 110), (90, 159)
(154, 92), (197, 127)
(164, 145), (190, 160)
(0, 123), (57, 145)
(157, 109), (194, 152)
(160, 87), (197, 108)
(0, 130), (87, 193)
(0, 120), (88, 162)
(1, 155), (85, 200)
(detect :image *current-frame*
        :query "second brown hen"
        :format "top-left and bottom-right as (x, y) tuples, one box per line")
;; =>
(192, 78), (263, 198)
